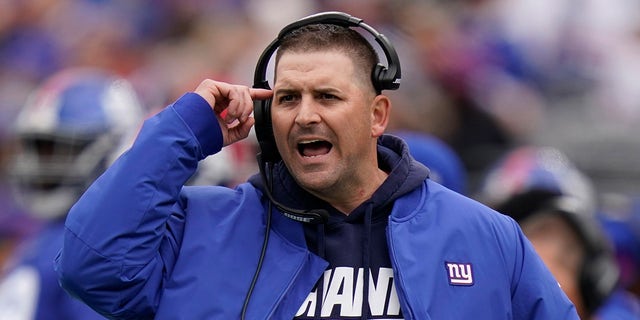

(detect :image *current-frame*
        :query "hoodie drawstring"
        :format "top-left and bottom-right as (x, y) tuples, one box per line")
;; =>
(314, 223), (326, 320)
(361, 202), (373, 320)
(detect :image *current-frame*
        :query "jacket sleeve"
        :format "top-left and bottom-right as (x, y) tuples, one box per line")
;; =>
(508, 218), (580, 319)
(54, 93), (223, 319)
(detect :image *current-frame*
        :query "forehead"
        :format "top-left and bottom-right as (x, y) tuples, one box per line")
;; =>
(274, 51), (356, 87)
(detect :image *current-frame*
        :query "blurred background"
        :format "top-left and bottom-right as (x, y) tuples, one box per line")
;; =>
(2, 0), (639, 195)
(0, 0), (639, 317)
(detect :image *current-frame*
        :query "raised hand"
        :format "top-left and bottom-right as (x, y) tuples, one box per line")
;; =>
(194, 79), (272, 147)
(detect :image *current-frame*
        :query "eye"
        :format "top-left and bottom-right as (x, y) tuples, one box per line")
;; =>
(319, 93), (337, 100)
(278, 94), (296, 104)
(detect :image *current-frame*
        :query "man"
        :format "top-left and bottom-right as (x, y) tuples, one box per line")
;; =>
(476, 145), (636, 319)
(56, 12), (577, 319)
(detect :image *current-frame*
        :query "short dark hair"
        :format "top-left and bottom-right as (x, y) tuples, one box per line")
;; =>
(275, 24), (378, 92)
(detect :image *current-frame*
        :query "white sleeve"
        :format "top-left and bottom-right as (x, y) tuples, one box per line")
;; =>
(0, 266), (40, 320)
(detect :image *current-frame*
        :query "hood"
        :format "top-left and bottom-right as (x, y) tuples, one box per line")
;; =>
(248, 134), (430, 219)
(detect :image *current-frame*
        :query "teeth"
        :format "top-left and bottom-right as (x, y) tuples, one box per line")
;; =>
(299, 140), (322, 144)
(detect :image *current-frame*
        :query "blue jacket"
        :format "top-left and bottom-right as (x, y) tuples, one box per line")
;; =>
(56, 93), (578, 319)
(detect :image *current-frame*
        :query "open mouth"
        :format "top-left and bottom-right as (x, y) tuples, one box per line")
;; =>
(297, 140), (333, 157)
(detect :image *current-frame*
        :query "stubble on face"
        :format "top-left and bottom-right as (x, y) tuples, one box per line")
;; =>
(272, 51), (386, 213)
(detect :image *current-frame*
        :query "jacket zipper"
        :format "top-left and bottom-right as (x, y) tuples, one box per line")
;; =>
(386, 218), (415, 320)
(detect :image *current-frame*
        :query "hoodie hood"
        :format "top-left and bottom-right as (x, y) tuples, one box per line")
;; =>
(248, 134), (430, 218)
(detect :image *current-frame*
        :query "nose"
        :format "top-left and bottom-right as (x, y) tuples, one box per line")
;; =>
(294, 96), (321, 127)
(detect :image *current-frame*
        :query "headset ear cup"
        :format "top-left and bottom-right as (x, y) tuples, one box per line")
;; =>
(554, 196), (621, 315)
(372, 63), (386, 92)
(253, 98), (280, 162)
(525, 198), (620, 315)
(579, 235), (620, 314)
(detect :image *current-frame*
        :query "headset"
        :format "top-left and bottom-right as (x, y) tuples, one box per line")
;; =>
(242, 12), (401, 319)
(251, 11), (401, 224)
(480, 145), (619, 315)
(253, 11), (401, 164)
(508, 193), (620, 315)
(541, 197), (619, 315)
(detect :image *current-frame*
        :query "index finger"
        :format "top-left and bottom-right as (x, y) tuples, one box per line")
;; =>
(250, 88), (273, 100)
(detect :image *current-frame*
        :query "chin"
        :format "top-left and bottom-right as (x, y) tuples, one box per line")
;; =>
(295, 171), (335, 193)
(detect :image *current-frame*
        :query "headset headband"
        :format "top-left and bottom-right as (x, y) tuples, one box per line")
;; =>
(252, 11), (401, 92)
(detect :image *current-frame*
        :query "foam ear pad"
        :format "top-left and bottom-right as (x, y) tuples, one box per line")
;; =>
(253, 99), (279, 163)
(372, 64), (387, 93)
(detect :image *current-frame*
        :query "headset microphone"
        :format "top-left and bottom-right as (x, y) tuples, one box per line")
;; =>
(243, 155), (328, 320)
(257, 154), (329, 224)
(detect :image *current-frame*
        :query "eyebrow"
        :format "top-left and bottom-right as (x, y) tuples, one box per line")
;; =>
(273, 88), (298, 97)
(274, 86), (342, 96)
(313, 87), (341, 95)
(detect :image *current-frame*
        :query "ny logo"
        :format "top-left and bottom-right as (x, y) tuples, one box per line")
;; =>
(445, 262), (474, 286)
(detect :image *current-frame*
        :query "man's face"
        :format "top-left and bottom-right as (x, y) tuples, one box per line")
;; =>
(271, 50), (383, 198)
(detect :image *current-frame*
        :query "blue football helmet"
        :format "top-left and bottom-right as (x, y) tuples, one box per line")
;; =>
(9, 68), (144, 219)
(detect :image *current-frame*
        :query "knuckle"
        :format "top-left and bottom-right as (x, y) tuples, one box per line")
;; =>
(200, 78), (215, 86)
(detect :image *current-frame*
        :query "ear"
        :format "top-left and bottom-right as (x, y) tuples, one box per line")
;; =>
(371, 94), (391, 138)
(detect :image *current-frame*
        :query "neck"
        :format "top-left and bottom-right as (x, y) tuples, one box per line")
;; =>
(312, 167), (388, 215)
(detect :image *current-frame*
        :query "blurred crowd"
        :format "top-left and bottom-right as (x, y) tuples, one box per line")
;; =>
(1, 0), (639, 319)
